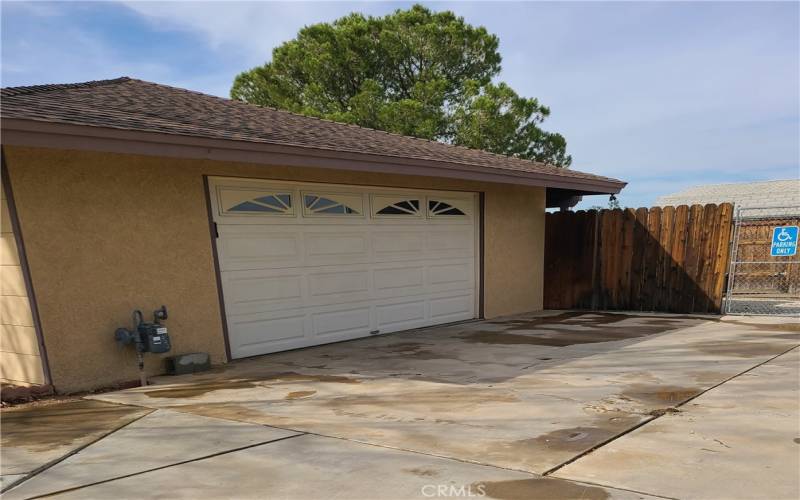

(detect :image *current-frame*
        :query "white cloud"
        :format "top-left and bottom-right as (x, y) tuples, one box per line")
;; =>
(120, 1), (404, 66)
(2, 14), (174, 87)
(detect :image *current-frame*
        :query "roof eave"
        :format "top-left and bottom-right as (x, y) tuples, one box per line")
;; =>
(0, 118), (626, 194)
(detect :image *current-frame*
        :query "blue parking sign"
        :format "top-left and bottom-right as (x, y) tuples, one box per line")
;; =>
(771, 226), (798, 257)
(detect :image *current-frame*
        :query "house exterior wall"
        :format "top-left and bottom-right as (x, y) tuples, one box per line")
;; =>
(1, 176), (46, 386)
(3, 146), (545, 393)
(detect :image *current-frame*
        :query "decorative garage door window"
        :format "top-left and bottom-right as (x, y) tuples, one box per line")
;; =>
(302, 193), (362, 216)
(227, 193), (293, 214)
(428, 200), (466, 216)
(376, 199), (421, 216)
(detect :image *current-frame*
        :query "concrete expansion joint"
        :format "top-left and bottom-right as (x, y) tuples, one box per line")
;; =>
(292, 427), (545, 477)
(0, 406), (157, 495)
(20, 432), (308, 499)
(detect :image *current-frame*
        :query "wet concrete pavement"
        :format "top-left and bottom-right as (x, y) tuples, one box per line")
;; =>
(0, 400), (150, 479)
(554, 347), (800, 499)
(2, 311), (798, 499)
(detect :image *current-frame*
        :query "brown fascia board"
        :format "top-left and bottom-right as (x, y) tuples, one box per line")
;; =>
(1, 118), (625, 194)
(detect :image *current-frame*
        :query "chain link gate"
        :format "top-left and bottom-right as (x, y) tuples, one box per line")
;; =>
(724, 205), (800, 316)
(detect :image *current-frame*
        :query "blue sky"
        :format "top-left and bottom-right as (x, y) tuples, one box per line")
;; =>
(2, 1), (798, 208)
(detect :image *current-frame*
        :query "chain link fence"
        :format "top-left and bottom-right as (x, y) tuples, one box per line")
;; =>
(724, 206), (800, 316)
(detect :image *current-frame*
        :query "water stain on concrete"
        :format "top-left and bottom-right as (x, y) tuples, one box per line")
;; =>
(144, 380), (258, 398)
(622, 384), (701, 405)
(519, 427), (617, 454)
(692, 341), (787, 358)
(485, 413), (640, 465)
(381, 349), (447, 361)
(403, 467), (439, 477)
(0, 400), (146, 452)
(260, 372), (361, 385)
(383, 342), (428, 351)
(323, 388), (519, 413)
(285, 391), (316, 400)
(648, 407), (681, 417)
(473, 478), (610, 500)
(728, 321), (800, 333)
(500, 312), (704, 330)
(460, 328), (650, 347)
(688, 371), (728, 385)
(169, 403), (296, 428)
(369, 342), (460, 361)
(144, 372), (360, 399)
(462, 312), (706, 347)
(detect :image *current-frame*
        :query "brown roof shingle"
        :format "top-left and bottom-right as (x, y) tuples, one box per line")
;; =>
(1, 77), (623, 190)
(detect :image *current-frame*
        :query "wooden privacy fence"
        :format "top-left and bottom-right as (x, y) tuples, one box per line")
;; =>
(544, 203), (734, 314)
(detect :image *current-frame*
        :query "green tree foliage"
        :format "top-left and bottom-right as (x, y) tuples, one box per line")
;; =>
(231, 4), (571, 167)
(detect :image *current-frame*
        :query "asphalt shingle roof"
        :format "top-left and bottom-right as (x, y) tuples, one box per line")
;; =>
(1, 77), (623, 189)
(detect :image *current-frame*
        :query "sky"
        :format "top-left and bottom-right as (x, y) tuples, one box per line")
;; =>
(2, 1), (798, 208)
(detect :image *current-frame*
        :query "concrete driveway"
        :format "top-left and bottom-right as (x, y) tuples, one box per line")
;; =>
(2, 311), (798, 499)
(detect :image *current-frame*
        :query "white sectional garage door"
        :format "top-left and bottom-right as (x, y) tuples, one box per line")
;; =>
(209, 177), (479, 359)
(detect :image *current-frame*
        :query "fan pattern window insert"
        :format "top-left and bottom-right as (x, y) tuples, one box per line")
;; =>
(376, 199), (421, 216)
(304, 194), (361, 215)
(229, 193), (292, 213)
(428, 200), (466, 216)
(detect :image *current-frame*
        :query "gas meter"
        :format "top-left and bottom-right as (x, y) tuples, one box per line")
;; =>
(114, 306), (171, 385)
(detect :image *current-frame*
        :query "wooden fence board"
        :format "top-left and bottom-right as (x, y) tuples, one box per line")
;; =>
(543, 203), (734, 314)
(711, 203), (734, 309)
(668, 205), (689, 312)
(630, 207), (649, 310)
(697, 204), (718, 313)
(642, 207), (662, 311)
(657, 206), (674, 311)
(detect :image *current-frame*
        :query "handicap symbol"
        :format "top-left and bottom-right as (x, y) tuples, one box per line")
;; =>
(777, 227), (793, 242)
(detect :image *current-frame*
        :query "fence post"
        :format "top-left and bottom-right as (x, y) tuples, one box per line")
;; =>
(590, 209), (601, 310)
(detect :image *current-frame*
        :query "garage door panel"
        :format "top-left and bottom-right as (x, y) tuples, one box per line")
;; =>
(308, 270), (370, 297)
(430, 294), (474, 321)
(305, 232), (367, 257)
(376, 300), (426, 330)
(222, 268), (307, 316)
(218, 229), (301, 271)
(373, 231), (425, 257)
(229, 312), (306, 357)
(225, 274), (303, 306)
(427, 230), (474, 256)
(311, 307), (371, 338)
(211, 178), (478, 359)
(428, 262), (473, 286)
(373, 266), (425, 291)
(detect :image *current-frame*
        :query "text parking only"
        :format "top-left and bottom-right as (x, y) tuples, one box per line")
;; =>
(771, 226), (798, 257)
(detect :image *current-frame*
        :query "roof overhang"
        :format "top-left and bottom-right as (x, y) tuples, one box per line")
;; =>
(1, 118), (626, 194)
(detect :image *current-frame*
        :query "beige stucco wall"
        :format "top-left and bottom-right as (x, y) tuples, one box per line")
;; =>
(1, 176), (46, 386)
(4, 146), (545, 393)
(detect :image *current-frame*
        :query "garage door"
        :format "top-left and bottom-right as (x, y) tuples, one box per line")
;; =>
(209, 177), (479, 359)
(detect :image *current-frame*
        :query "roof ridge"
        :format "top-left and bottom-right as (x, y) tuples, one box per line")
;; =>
(0, 77), (623, 186)
(2, 76), (572, 173)
(1, 77), (132, 98)
(125, 78), (567, 170)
